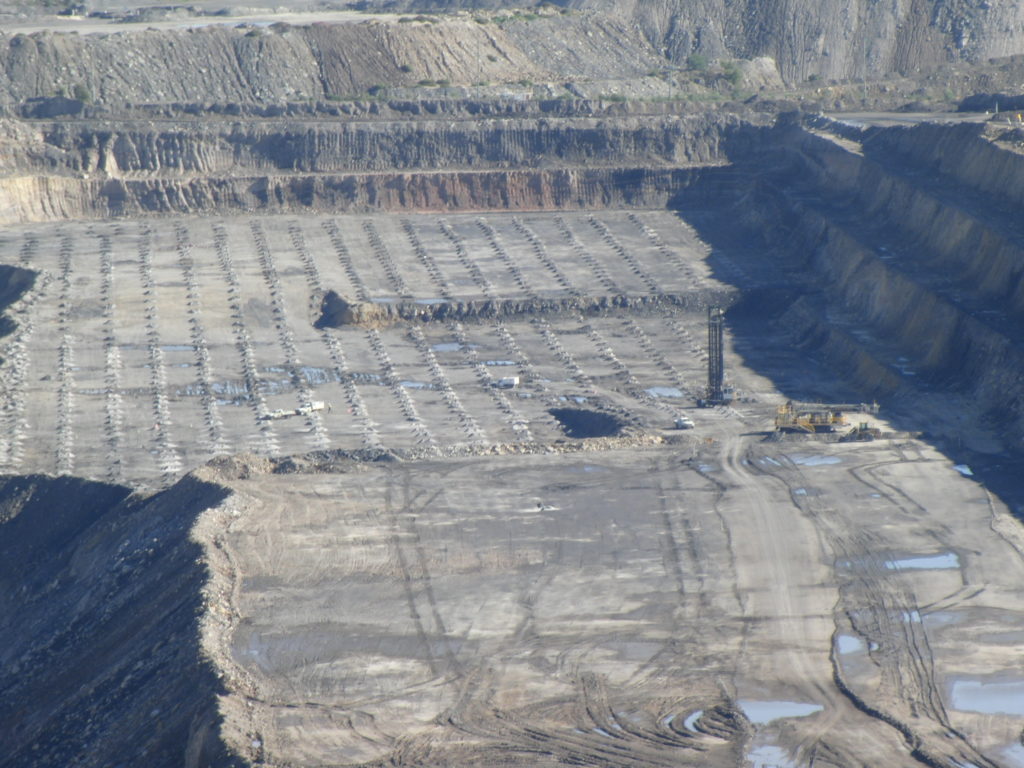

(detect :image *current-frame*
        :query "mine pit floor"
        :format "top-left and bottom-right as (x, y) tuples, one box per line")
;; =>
(3, 205), (1024, 767)
(203, 420), (1024, 767)
(0, 209), (736, 487)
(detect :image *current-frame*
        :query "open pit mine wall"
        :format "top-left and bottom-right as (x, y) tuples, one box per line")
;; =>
(362, 0), (1024, 83)
(0, 166), (708, 222)
(751, 120), (1024, 449)
(0, 473), (236, 768)
(0, 14), (661, 108)
(31, 114), (735, 174)
(0, 111), (747, 224)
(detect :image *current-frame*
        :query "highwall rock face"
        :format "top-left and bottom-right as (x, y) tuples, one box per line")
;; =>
(0, 166), (711, 222)
(707, 116), (1024, 452)
(0, 109), (750, 223)
(29, 113), (737, 175)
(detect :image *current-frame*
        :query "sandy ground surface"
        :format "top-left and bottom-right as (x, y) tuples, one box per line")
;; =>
(202, 417), (1024, 767)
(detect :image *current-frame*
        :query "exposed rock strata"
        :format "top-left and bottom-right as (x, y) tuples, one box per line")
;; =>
(0, 110), (752, 224)
(28, 114), (738, 174)
(0, 166), (709, 223)
(709, 117), (1024, 451)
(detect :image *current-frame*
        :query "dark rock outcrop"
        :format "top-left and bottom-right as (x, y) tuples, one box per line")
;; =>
(0, 473), (235, 768)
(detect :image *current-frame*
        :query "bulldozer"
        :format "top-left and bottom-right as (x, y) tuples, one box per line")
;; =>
(840, 422), (883, 442)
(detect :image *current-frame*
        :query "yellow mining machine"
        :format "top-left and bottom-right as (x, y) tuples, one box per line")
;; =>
(775, 401), (845, 433)
(775, 401), (879, 434)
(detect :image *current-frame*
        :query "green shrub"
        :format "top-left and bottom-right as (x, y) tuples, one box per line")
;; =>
(72, 83), (91, 102)
(721, 60), (741, 86)
(686, 53), (708, 71)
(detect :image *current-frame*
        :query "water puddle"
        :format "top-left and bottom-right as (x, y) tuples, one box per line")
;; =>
(759, 456), (782, 467)
(836, 635), (865, 655)
(739, 700), (823, 725)
(922, 610), (962, 629)
(208, 381), (250, 397)
(645, 386), (684, 398)
(746, 745), (796, 768)
(885, 552), (960, 571)
(788, 454), (841, 466)
(1001, 742), (1024, 767)
(954, 464), (974, 477)
(566, 464), (608, 474)
(557, 395), (588, 404)
(950, 677), (1024, 716)
(793, 488), (807, 496)
(299, 366), (333, 385)
(260, 379), (292, 395)
(661, 713), (676, 728)
(350, 371), (381, 384)
(682, 710), (702, 731)
(431, 342), (462, 352)
(592, 727), (613, 738)
(370, 297), (400, 303)
(400, 380), (431, 390)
